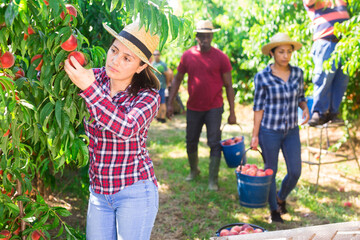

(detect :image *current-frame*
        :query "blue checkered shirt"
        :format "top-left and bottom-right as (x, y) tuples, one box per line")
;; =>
(253, 64), (306, 131)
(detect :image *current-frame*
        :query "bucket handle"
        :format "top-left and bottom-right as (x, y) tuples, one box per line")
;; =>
(240, 147), (265, 167)
(220, 123), (242, 133)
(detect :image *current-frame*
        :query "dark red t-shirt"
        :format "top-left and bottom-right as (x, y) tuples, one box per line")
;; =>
(177, 46), (232, 111)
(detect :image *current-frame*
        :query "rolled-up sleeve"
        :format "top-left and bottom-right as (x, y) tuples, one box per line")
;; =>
(253, 73), (266, 111)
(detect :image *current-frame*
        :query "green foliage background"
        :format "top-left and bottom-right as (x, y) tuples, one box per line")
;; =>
(162, 0), (360, 123)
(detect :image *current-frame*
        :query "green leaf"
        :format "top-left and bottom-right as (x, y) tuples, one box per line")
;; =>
(49, 0), (60, 15)
(71, 138), (80, 160)
(47, 32), (57, 50)
(57, 155), (66, 170)
(134, 0), (139, 18)
(5, 203), (20, 215)
(36, 194), (46, 204)
(170, 14), (179, 41)
(125, 0), (131, 17)
(53, 70), (67, 97)
(159, 14), (169, 49)
(34, 212), (49, 228)
(40, 102), (54, 126)
(69, 102), (77, 123)
(41, 62), (54, 94)
(57, 26), (72, 37)
(79, 138), (89, 167)
(18, 0), (29, 26)
(55, 50), (68, 71)
(55, 225), (64, 238)
(14, 195), (31, 202)
(44, 216), (59, 230)
(110, 0), (120, 12)
(150, 6), (157, 34)
(55, 207), (72, 217)
(5, 1), (19, 26)
(61, 114), (70, 137)
(55, 100), (62, 128)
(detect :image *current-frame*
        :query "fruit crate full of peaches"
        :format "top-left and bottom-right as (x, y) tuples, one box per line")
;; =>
(235, 149), (273, 208)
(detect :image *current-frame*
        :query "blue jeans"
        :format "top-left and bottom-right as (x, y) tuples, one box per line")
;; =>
(186, 106), (223, 157)
(259, 126), (302, 211)
(159, 88), (166, 104)
(86, 180), (159, 240)
(311, 39), (349, 115)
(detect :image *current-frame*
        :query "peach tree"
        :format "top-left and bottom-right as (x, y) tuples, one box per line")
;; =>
(0, 0), (190, 238)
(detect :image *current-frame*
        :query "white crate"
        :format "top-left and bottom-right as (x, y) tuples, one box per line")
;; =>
(211, 221), (360, 240)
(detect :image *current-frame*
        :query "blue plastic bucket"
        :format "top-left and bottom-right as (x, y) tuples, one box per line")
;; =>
(235, 149), (272, 208)
(220, 123), (246, 168)
(236, 171), (272, 208)
(220, 137), (246, 168)
(298, 96), (313, 124)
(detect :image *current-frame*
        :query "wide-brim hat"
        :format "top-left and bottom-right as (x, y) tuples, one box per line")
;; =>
(194, 20), (220, 33)
(261, 33), (302, 55)
(103, 22), (161, 74)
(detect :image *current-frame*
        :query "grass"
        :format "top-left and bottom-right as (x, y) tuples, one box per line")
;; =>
(147, 104), (360, 239)
(55, 103), (360, 240)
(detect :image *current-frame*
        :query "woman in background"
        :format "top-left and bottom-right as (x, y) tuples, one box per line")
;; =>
(250, 33), (309, 223)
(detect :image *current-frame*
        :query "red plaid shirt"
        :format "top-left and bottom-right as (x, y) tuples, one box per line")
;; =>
(79, 67), (159, 195)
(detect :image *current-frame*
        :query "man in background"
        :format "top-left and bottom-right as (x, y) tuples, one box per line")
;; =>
(167, 20), (237, 191)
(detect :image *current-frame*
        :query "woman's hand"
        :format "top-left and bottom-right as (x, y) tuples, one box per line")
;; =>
(250, 136), (259, 150)
(299, 102), (310, 125)
(301, 108), (310, 125)
(64, 56), (95, 91)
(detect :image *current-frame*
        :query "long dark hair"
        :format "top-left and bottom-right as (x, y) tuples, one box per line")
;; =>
(128, 63), (160, 96)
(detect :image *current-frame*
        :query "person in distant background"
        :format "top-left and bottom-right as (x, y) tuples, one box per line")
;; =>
(152, 50), (172, 123)
(303, 0), (350, 126)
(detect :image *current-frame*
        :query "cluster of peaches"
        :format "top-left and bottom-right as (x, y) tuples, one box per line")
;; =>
(221, 136), (243, 146)
(236, 163), (273, 177)
(0, 3), (86, 73)
(219, 224), (264, 236)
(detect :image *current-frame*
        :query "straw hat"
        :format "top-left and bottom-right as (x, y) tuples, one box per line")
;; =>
(194, 20), (220, 33)
(261, 33), (302, 55)
(103, 21), (161, 74)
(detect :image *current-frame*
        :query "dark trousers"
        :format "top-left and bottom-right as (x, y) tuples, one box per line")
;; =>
(186, 106), (223, 158)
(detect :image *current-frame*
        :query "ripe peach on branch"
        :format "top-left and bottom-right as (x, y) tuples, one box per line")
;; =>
(61, 35), (78, 52)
